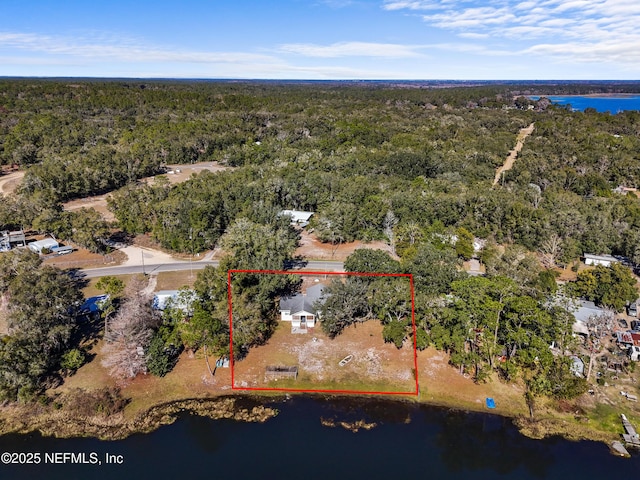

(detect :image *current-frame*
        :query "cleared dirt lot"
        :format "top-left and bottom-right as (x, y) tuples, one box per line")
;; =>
(43, 247), (125, 270)
(62, 162), (230, 223)
(0, 170), (24, 195)
(233, 320), (416, 393)
(296, 231), (393, 262)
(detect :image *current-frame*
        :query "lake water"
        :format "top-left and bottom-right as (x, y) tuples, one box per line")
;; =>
(1, 396), (639, 479)
(529, 95), (640, 113)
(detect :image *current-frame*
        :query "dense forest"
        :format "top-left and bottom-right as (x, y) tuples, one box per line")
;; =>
(1, 79), (640, 407)
(2, 80), (639, 260)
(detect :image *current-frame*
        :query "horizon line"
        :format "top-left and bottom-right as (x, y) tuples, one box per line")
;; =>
(1, 76), (639, 83)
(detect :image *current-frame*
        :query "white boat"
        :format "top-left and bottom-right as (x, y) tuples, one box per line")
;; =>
(338, 355), (353, 367)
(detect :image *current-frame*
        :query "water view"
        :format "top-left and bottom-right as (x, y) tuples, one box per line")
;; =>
(1, 397), (639, 480)
(529, 95), (640, 113)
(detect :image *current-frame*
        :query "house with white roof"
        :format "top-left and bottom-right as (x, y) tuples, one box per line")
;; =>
(28, 237), (59, 254)
(152, 289), (196, 314)
(279, 210), (314, 227)
(583, 253), (619, 267)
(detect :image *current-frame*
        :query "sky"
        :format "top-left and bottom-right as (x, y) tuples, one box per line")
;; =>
(1, 0), (639, 80)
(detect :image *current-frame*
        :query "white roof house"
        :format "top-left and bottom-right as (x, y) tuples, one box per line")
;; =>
(28, 238), (59, 254)
(152, 289), (196, 313)
(584, 253), (619, 267)
(279, 210), (314, 227)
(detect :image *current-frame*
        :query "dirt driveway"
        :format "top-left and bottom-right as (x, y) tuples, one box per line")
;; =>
(493, 122), (535, 186)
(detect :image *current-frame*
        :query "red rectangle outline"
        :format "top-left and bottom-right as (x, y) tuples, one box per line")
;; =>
(227, 269), (419, 396)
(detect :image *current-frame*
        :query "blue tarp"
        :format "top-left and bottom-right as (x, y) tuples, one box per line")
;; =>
(80, 294), (109, 314)
(486, 397), (496, 409)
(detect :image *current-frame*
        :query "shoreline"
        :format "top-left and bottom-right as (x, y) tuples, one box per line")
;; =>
(0, 395), (278, 441)
(532, 93), (640, 99)
(562, 93), (640, 98)
(0, 389), (621, 447)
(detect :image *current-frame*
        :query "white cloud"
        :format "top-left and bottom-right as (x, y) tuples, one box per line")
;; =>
(525, 39), (640, 63)
(383, 0), (640, 67)
(458, 32), (490, 39)
(0, 30), (427, 79)
(383, 1), (439, 11)
(430, 42), (514, 56)
(278, 41), (426, 58)
(0, 31), (279, 65)
(423, 7), (516, 28)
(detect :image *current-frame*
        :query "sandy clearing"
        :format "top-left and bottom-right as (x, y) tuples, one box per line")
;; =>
(142, 161), (229, 186)
(493, 122), (535, 186)
(296, 231), (394, 262)
(233, 320), (416, 391)
(63, 195), (116, 222)
(119, 244), (192, 267)
(0, 170), (24, 195)
(62, 162), (230, 222)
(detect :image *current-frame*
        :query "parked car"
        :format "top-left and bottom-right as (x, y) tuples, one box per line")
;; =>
(629, 303), (638, 317)
(629, 346), (640, 361)
(631, 320), (640, 332)
(619, 318), (629, 329)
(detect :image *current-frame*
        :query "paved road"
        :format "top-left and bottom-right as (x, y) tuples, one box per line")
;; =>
(80, 260), (345, 278)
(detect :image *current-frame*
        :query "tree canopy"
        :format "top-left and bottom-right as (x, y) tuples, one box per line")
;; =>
(0, 253), (82, 401)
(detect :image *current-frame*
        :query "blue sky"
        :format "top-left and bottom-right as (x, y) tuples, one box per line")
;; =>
(1, 0), (639, 79)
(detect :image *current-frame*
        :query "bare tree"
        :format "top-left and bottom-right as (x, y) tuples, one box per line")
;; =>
(540, 233), (562, 268)
(527, 183), (543, 208)
(101, 288), (156, 379)
(383, 210), (399, 255)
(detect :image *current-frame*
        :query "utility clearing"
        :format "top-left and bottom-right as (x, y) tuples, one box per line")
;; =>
(493, 122), (535, 186)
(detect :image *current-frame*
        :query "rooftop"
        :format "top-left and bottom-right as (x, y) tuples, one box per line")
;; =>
(583, 253), (618, 262)
(279, 210), (314, 225)
(280, 283), (325, 314)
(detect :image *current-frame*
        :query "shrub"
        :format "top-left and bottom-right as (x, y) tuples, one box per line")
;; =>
(60, 349), (86, 373)
(146, 334), (175, 377)
(62, 387), (129, 417)
(382, 321), (408, 348)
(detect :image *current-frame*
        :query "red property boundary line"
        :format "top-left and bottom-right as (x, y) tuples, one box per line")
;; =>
(227, 269), (419, 396)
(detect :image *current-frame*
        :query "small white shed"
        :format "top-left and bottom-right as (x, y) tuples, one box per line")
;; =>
(279, 210), (314, 227)
(583, 253), (618, 267)
(28, 238), (59, 254)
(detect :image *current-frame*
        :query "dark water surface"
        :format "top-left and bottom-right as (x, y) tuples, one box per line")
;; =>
(0, 397), (638, 479)
(529, 95), (640, 113)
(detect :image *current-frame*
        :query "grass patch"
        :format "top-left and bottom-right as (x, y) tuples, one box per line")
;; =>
(155, 271), (197, 291)
(81, 275), (135, 298)
(267, 375), (413, 394)
(588, 402), (640, 435)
